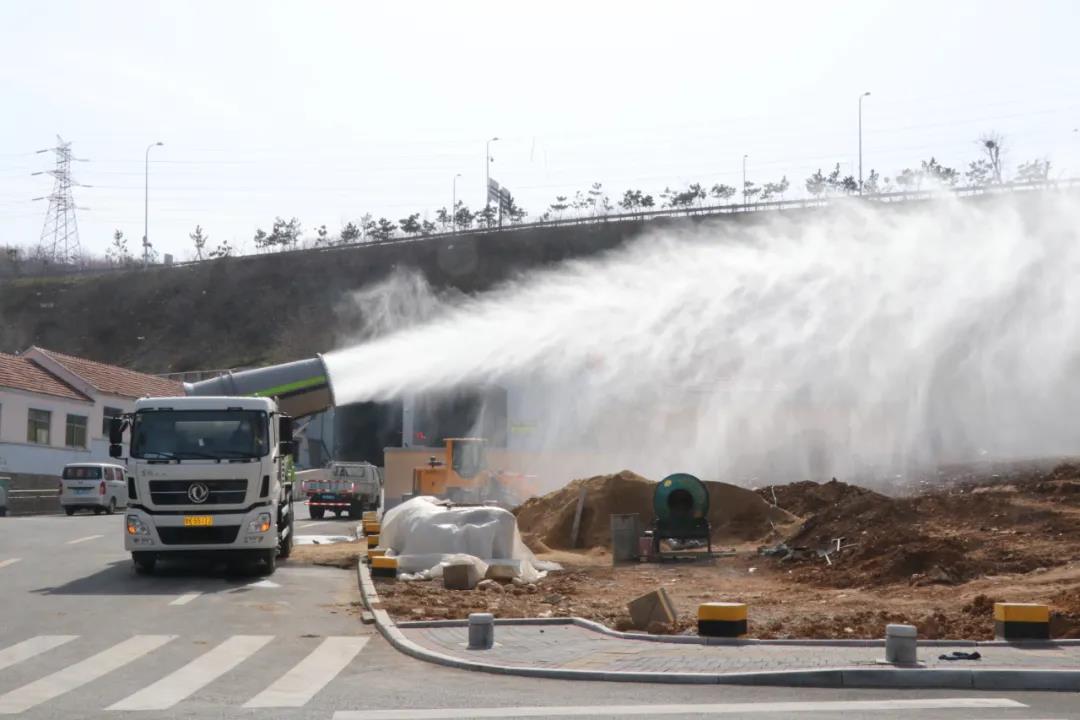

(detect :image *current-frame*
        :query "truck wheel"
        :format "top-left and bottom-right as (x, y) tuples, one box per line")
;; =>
(260, 549), (277, 575)
(106, 497), (117, 515)
(132, 552), (156, 574)
(64, 507), (75, 516)
(309, 507), (324, 520)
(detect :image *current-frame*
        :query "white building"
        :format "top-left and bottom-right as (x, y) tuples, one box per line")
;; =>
(0, 347), (182, 479)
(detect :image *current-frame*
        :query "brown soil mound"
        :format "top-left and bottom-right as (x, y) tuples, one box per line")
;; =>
(515, 470), (796, 552)
(757, 478), (886, 518)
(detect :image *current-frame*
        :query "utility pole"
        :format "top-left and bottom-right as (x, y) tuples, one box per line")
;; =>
(31, 135), (88, 265)
(742, 154), (748, 206)
(858, 91), (870, 194)
(144, 141), (164, 266)
(485, 136), (499, 211)
(451, 173), (462, 233)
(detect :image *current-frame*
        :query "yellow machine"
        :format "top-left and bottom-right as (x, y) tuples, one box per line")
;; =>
(412, 438), (534, 507)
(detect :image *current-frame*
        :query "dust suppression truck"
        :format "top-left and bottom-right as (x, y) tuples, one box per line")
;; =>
(112, 396), (296, 574)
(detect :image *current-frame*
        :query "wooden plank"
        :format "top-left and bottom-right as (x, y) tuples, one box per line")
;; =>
(568, 486), (587, 548)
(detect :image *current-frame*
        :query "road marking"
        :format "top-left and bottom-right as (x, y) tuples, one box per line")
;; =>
(332, 698), (1027, 720)
(168, 592), (202, 606)
(108, 634), (272, 711)
(0, 635), (175, 715)
(0, 558), (21, 569)
(245, 579), (280, 588)
(65, 534), (104, 545)
(0, 636), (78, 672)
(245, 636), (368, 708)
(297, 521), (328, 530)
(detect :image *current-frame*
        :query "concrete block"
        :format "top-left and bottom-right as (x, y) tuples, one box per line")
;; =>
(885, 623), (918, 664)
(485, 562), (520, 582)
(627, 587), (677, 630)
(468, 612), (495, 649)
(443, 563), (480, 590)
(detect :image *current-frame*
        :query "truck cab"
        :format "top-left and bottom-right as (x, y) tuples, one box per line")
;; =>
(113, 395), (295, 575)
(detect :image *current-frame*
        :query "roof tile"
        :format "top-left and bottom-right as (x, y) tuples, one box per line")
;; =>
(34, 348), (184, 399)
(0, 353), (91, 401)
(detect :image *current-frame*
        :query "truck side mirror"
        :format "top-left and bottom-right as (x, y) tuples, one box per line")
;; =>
(278, 415), (294, 457)
(109, 417), (124, 444)
(109, 444), (123, 458)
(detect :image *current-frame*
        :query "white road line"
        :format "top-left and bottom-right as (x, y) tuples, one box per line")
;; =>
(108, 634), (272, 711)
(0, 635), (175, 715)
(332, 698), (1027, 720)
(0, 636), (78, 672)
(245, 636), (368, 708)
(0, 559), (21, 569)
(65, 534), (104, 545)
(297, 521), (328, 530)
(168, 592), (202, 606)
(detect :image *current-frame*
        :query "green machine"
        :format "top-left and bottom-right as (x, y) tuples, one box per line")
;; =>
(651, 473), (712, 554)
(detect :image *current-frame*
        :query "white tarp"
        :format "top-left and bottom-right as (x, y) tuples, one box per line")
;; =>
(379, 496), (559, 582)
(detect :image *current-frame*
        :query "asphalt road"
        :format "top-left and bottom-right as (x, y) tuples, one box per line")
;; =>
(0, 504), (1076, 720)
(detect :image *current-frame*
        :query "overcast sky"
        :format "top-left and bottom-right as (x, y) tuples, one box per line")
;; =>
(2, 0), (1079, 259)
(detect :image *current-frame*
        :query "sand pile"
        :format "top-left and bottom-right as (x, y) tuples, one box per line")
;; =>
(515, 470), (797, 552)
(757, 478), (887, 518)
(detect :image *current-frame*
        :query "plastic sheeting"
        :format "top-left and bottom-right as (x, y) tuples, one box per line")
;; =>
(379, 496), (560, 582)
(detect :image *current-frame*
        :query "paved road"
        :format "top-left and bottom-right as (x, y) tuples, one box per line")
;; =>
(0, 505), (1076, 719)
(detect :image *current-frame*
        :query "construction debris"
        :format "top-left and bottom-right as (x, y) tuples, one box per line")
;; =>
(627, 587), (677, 631)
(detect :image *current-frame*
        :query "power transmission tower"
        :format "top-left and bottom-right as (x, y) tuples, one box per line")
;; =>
(32, 135), (89, 265)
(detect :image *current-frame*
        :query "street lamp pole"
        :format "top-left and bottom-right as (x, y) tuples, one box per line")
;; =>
(858, 91), (870, 194)
(452, 173), (462, 233)
(144, 141), (164, 266)
(742, 154), (748, 206)
(485, 136), (499, 211)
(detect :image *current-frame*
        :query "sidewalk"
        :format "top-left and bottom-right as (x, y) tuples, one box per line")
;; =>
(357, 563), (1080, 690)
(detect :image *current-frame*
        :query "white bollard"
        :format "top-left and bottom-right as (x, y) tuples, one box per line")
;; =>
(885, 623), (918, 664)
(468, 612), (495, 650)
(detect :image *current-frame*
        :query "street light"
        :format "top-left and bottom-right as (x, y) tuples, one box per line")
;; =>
(451, 173), (462, 233)
(485, 136), (499, 210)
(858, 92), (871, 195)
(742, 154), (749, 206)
(144, 141), (164, 266)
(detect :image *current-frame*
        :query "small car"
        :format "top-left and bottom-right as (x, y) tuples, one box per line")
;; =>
(59, 463), (129, 515)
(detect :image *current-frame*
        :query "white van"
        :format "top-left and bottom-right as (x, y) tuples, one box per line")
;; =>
(60, 463), (129, 516)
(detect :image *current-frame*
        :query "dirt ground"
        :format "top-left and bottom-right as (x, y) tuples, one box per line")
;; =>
(288, 540), (365, 569)
(373, 462), (1080, 639)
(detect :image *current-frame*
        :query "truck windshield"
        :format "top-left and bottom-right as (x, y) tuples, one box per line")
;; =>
(130, 410), (269, 460)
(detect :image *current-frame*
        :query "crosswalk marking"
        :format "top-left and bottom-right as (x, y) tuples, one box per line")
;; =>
(0, 558), (21, 569)
(245, 636), (368, 708)
(0, 635), (175, 715)
(108, 634), (272, 711)
(65, 534), (103, 545)
(168, 592), (201, 606)
(0, 636), (77, 672)
(331, 698), (1029, 720)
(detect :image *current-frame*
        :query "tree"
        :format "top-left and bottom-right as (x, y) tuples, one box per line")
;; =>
(421, 219), (437, 234)
(361, 215), (377, 241)
(743, 181), (761, 203)
(586, 182), (612, 215)
(548, 195), (570, 218)
(640, 193), (655, 210)
(435, 207), (452, 231)
(503, 194), (527, 223)
(805, 169), (827, 198)
(453, 202), (475, 231)
(863, 169), (881, 194)
(840, 175), (859, 193)
(476, 204), (497, 229)
(269, 216), (301, 250)
(315, 224), (330, 246)
(894, 167), (921, 191)
(760, 176), (790, 202)
(209, 238), (233, 259)
(710, 183), (737, 203)
(920, 157), (959, 186)
(368, 217), (396, 242)
(253, 228), (270, 250)
(399, 213), (422, 236)
(190, 225), (208, 260)
(1015, 158), (1051, 182)
(571, 190), (589, 211)
(340, 221), (361, 243)
(107, 229), (132, 265)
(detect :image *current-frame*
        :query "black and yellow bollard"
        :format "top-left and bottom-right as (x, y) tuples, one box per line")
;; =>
(994, 603), (1050, 641)
(366, 533), (380, 549)
(362, 521), (381, 536)
(362, 511), (379, 523)
(370, 555), (397, 579)
(367, 548), (387, 563)
(697, 602), (748, 638)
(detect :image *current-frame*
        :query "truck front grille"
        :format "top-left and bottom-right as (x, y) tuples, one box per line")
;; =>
(149, 479), (247, 506)
(157, 526), (241, 545)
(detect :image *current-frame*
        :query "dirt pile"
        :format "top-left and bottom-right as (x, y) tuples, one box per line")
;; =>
(515, 470), (796, 552)
(757, 478), (886, 518)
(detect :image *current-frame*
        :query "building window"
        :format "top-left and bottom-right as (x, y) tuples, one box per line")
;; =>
(27, 409), (51, 445)
(102, 406), (123, 436)
(66, 414), (88, 449)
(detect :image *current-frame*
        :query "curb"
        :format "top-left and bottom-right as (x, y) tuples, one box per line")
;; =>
(354, 562), (1080, 690)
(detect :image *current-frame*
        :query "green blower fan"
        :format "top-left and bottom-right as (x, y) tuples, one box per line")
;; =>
(652, 473), (712, 554)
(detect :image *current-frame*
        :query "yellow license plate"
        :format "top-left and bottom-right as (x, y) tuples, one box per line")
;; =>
(183, 516), (213, 527)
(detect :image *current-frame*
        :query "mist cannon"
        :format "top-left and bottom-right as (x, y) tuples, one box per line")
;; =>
(183, 355), (334, 419)
(651, 472), (712, 554)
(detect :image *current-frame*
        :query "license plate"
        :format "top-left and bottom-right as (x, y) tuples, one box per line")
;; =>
(183, 516), (213, 527)
(72, 488), (91, 494)
(322, 494), (337, 500)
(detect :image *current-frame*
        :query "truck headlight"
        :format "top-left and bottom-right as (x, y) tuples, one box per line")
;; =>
(126, 515), (150, 536)
(248, 513), (272, 533)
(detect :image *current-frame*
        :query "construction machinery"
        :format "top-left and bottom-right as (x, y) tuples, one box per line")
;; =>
(412, 437), (533, 507)
(651, 472), (713, 555)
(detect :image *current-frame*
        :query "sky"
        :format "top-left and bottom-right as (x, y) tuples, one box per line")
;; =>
(2, 0), (1079, 260)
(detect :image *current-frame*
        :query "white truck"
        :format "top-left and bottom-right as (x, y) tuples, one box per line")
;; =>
(111, 395), (296, 575)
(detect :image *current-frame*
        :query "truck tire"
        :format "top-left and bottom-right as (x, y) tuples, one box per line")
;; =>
(132, 552), (156, 574)
(65, 507), (75, 516)
(309, 507), (324, 520)
(106, 497), (117, 515)
(347, 501), (361, 519)
(261, 549), (277, 575)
